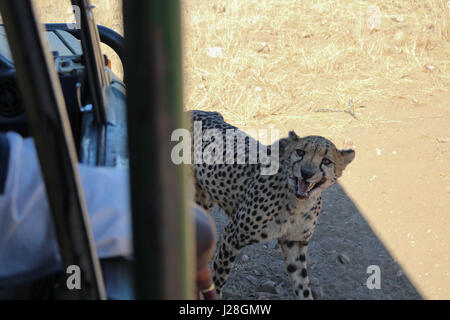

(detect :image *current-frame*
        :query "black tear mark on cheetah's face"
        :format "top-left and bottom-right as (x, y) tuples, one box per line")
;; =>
(282, 131), (355, 200)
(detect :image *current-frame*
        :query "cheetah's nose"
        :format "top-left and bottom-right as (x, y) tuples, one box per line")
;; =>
(300, 168), (314, 180)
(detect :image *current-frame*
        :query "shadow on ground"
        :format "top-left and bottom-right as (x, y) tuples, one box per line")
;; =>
(211, 182), (422, 300)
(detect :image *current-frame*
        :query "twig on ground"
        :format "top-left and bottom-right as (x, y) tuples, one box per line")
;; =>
(314, 99), (358, 120)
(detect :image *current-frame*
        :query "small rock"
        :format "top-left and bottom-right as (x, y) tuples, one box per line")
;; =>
(259, 280), (278, 294)
(241, 254), (249, 262)
(338, 253), (351, 264)
(392, 16), (404, 23)
(252, 269), (262, 276)
(376, 148), (381, 156)
(311, 286), (324, 300)
(206, 47), (223, 58)
(397, 270), (404, 277)
(275, 283), (284, 294)
(255, 42), (268, 53)
(310, 276), (321, 287)
(256, 293), (271, 300)
(246, 275), (259, 286)
(424, 63), (439, 73)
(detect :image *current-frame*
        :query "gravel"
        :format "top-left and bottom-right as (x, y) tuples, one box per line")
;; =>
(210, 184), (421, 300)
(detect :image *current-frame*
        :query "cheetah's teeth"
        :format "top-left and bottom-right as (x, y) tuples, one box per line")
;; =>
(306, 183), (315, 192)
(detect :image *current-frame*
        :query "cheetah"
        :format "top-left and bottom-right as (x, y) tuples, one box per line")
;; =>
(187, 110), (355, 300)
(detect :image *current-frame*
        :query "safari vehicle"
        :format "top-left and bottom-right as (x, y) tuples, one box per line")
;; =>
(0, 0), (214, 299)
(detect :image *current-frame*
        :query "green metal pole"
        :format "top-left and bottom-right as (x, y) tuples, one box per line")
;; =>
(123, 0), (195, 299)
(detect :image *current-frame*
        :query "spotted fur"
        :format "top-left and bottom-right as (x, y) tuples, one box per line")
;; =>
(188, 110), (355, 299)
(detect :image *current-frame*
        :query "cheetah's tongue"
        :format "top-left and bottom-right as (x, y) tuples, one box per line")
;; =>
(296, 179), (310, 198)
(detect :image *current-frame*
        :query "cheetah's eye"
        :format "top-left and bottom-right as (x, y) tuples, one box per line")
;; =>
(296, 149), (305, 157)
(322, 158), (332, 165)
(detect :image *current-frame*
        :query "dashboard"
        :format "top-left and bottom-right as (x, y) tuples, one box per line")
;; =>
(0, 26), (87, 143)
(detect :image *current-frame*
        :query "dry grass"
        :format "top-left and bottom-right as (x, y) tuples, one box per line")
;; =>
(29, 0), (450, 128)
(182, 0), (450, 127)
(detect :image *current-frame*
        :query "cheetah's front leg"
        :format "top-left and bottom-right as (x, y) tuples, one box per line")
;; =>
(278, 238), (313, 300)
(212, 223), (242, 298)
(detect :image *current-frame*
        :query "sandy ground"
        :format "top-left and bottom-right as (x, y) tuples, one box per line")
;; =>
(208, 89), (449, 300)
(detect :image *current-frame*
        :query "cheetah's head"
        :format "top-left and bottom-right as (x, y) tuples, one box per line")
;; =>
(280, 131), (355, 200)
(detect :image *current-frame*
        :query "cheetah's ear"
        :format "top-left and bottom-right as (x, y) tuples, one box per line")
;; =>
(339, 149), (355, 165)
(278, 137), (290, 151)
(288, 130), (300, 141)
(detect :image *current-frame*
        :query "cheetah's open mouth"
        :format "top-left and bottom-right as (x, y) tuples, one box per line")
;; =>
(294, 177), (326, 199)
